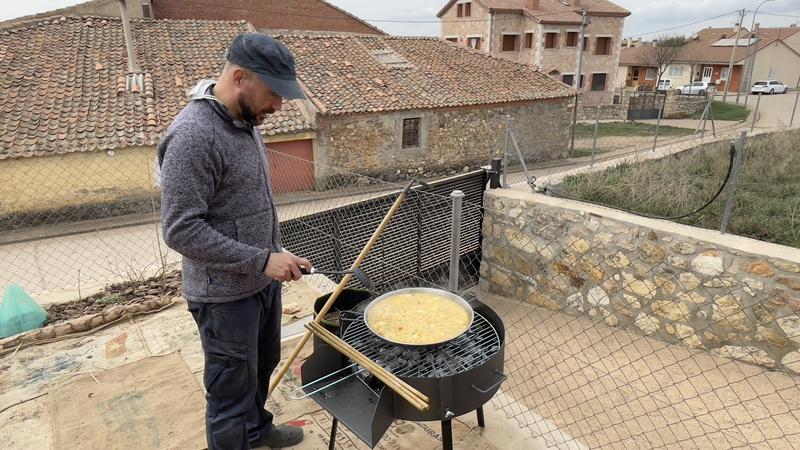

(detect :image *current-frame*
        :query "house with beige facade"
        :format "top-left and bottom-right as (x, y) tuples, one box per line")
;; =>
(618, 26), (800, 93)
(437, 0), (630, 92)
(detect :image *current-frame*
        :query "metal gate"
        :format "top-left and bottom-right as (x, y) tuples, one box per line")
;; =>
(280, 170), (488, 292)
(627, 91), (666, 120)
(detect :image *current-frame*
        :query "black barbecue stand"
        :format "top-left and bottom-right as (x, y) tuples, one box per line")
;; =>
(301, 297), (506, 450)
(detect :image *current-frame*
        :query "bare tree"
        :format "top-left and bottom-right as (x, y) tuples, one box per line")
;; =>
(637, 35), (687, 90)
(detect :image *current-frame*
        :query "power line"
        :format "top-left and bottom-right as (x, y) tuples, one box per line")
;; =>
(251, 5), (615, 25)
(624, 10), (741, 39)
(753, 11), (800, 19)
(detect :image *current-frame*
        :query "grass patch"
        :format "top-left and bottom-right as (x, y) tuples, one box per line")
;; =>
(560, 129), (800, 248)
(98, 293), (125, 304)
(690, 101), (749, 121)
(574, 122), (694, 139)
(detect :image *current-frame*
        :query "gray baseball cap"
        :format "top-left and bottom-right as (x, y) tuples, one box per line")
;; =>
(225, 33), (306, 100)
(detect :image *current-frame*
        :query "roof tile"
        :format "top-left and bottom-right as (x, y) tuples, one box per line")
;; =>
(0, 16), (313, 159)
(276, 33), (575, 116)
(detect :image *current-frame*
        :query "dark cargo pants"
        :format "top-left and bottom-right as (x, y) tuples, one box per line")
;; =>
(188, 282), (282, 450)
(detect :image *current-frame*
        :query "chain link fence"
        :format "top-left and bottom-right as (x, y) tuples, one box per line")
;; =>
(2, 86), (800, 449)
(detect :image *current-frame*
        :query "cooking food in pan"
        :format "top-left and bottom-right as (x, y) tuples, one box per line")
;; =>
(366, 290), (470, 345)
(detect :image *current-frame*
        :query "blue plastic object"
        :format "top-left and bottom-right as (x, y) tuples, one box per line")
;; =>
(0, 284), (47, 339)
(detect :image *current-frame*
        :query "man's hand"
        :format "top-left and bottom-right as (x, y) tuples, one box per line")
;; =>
(265, 252), (311, 282)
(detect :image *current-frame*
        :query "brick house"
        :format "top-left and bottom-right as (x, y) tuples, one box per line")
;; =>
(437, 0), (630, 92)
(619, 27), (800, 93)
(0, 16), (314, 222)
(679, 26), (800, 93)
(275, 33), (576, 183)
(0, 0), (384, 35)
(617, 45), (659, 90)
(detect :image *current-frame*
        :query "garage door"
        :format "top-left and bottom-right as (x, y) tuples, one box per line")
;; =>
(266, 139), (314, 194)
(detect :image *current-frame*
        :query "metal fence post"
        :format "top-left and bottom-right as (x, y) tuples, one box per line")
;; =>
(652, 95), (664, 152)
(449, 190), (465, 292)
(701, 94), (712, 138)
(790, 76), (800, 127)
(591, 106), (601, 167)
(694, 98), (710, 136)
(751, 93), (761, 133)
(720, 131), (748, 234)
(502, 115), (510, 187)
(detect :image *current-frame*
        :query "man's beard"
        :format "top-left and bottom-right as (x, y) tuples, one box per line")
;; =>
(238, 95), (274, 126)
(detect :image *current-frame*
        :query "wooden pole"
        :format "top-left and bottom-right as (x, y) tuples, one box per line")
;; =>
(268, 180), (417, 396)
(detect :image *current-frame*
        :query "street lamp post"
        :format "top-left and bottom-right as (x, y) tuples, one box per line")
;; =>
(741, 0), (775, 106)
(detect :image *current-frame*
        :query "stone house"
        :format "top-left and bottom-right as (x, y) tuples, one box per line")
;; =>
(0, 16), (313, 224)
(437, 0), (630, 92)
(274, 33), (576, 183)
(0, 0), (384, 35)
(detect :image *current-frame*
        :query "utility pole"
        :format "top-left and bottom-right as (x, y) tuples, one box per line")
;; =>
(722, 9), (746, 103)
(570, 8), (589, 156)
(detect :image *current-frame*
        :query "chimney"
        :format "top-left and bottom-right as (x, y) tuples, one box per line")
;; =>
(117, 0), (142, 74)
(528, 0), (539, 9)
(141, 0), (152, 19)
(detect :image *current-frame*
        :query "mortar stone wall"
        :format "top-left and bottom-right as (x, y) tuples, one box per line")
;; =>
(480, 189), (800, 374)
(314, 98), (574, 181)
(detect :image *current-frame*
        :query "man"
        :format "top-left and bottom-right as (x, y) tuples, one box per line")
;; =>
(158, 33), (311, 449)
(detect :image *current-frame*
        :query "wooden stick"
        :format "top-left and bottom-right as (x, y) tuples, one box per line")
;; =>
(306, 322), (429, 411)
(269, 180), (418, 397)
(307, 321), (430, 404)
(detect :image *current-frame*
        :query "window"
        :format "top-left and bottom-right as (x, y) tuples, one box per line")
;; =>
(562, 74), (574, 86)
(544, 32), (559, 49)
(668, 66), (685, 77)
(402, 118), (420, 148)
(720, 67), (730, 81)
(466, 36), (481, 49)
(591, 73), (607, 91)
(595, 37), (612, 55)
(566, 32), (579, 47)
(645, 68), (656, 80)
(502, 34), (519, 52)
(583, 36), (590, 51)
(456, 2), (471, 17)
(524, 32), (534, 49)
(445, 37), (458, 43)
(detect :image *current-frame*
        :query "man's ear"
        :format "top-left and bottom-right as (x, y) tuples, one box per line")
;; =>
(232, 68), (247, 86)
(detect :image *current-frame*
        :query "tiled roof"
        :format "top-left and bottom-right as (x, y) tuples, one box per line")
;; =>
(275, 34), (575, 116)
(151, 0), (385, 35)
(678, 27), (800, 65)
(437, 0), (630, 23)
(0, 16), (313, 159)
(619, 46), (657, 66)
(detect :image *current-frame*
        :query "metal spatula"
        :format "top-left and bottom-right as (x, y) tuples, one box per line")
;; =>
(299, 266), (373, 289)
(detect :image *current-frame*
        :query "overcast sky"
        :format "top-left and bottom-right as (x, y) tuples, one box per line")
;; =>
(2, 0), (800, 39)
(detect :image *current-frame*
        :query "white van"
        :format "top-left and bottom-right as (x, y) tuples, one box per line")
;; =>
(656, 79), (672, 92)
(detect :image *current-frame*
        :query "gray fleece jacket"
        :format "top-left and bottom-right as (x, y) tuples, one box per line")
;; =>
(158, 80), (281, 303)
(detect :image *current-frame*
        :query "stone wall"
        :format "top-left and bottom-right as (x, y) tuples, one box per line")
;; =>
(576, 90), (628, 121)
(314, 98), (574, 181)
(480, 189), (800, 374)
(575, 90), (709, 121)
(664, 92), (709, 119)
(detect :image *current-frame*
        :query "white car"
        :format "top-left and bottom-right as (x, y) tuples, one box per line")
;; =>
(678, 81), (712, 95)
(751, 80), (788, 95)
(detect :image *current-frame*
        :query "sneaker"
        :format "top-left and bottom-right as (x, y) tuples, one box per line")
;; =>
(251, 425), (304, 449)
